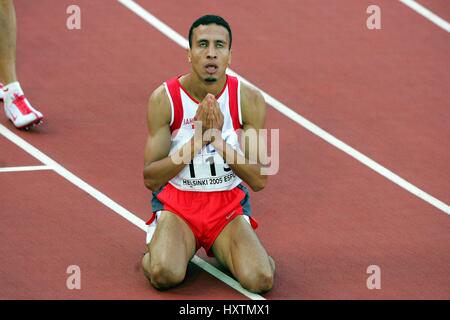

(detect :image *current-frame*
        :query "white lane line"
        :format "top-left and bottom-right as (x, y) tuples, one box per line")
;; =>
(191, 256), (265, 300)
(0, 124), (264, 300)
(0, 125), (146, 229)
(116, 0), (450, 216)
(0, 165), (52, 173)
(118, 0), (188, 48)
(399, 0), (450, 33)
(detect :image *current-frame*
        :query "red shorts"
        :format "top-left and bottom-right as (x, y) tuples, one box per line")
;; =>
(146, 183), (258, 256)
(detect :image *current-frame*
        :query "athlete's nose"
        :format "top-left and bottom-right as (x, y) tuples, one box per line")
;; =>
(207, 46), (217, 59)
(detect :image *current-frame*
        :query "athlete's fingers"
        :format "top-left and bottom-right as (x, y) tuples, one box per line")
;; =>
(203, 93), (213, 109)
(213, 103), (222, 121)
(208, 107), (214, 128)
(208, 94), (218, 110)
(212, 97), (220, 109)
(201, 103), (209, 118)
(210, 104), (216, 120)
(207, 95), (213, 109)
(211, 98), (220, 114)
(194, 105), (200, 120)
(195, 104), (204, 121)
(213, 103), (220, 116)
(209, 105), (216, 129)
(199, 94), (210, 113)
(210, 100), (219, 117)
(212, 108), (218, 128)
(210, 100), (216, 119)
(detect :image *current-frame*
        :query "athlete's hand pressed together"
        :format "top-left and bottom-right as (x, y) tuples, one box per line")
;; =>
(194, 93), (224, 143)
(203, 93), (267, 192)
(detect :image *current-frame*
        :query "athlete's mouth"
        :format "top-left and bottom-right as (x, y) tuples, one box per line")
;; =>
(205, 63), (218, 74)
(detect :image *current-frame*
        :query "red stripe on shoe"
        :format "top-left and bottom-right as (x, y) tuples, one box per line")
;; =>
(13, 94), (33, 115)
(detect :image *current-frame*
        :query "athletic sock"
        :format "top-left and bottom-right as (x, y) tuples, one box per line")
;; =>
(3, 81), (24, 100)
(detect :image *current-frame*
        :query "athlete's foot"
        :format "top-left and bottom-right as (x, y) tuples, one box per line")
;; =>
(0, 83), (4, 101)
(3, 82), (44, 130)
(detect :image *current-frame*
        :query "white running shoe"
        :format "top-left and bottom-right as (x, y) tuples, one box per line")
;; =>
(3, 82), (43, 129)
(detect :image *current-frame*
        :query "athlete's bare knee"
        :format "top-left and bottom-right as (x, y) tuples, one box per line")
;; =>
(148, 263), (185, 290)
(141, 252), (152, 280)
(269, 256), (276, 273)
(239, 267), (274, 294)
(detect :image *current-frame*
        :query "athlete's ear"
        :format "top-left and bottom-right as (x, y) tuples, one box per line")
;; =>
(227, 49), (232, 67)
(187, 48), (192, 63)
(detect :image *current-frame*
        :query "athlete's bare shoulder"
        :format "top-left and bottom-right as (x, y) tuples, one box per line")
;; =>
(147, 84), (171, 128)
(240, 82), (266, 128)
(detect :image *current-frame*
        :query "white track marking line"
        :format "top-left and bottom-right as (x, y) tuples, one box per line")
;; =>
(117, 0), (450, 216)
(0, 124), (264, 300)
(0, 165), (52, 173)
(399, 0), (450, 33)
(191, 256), (265, 300)
(0, 125), (146, 229)
(118, 0), (191, 47)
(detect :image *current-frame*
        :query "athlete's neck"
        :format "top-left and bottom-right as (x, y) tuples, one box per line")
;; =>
(179, 73), (227, 102)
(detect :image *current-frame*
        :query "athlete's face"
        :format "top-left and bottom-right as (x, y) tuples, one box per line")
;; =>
(188, 24), (232, 84)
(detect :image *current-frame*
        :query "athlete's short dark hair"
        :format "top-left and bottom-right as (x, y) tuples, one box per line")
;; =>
(188, 15), (232, 49)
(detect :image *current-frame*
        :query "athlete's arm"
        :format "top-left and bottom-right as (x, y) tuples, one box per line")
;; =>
(211, 83), (268, 192)
(143, 85), (206, 191)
